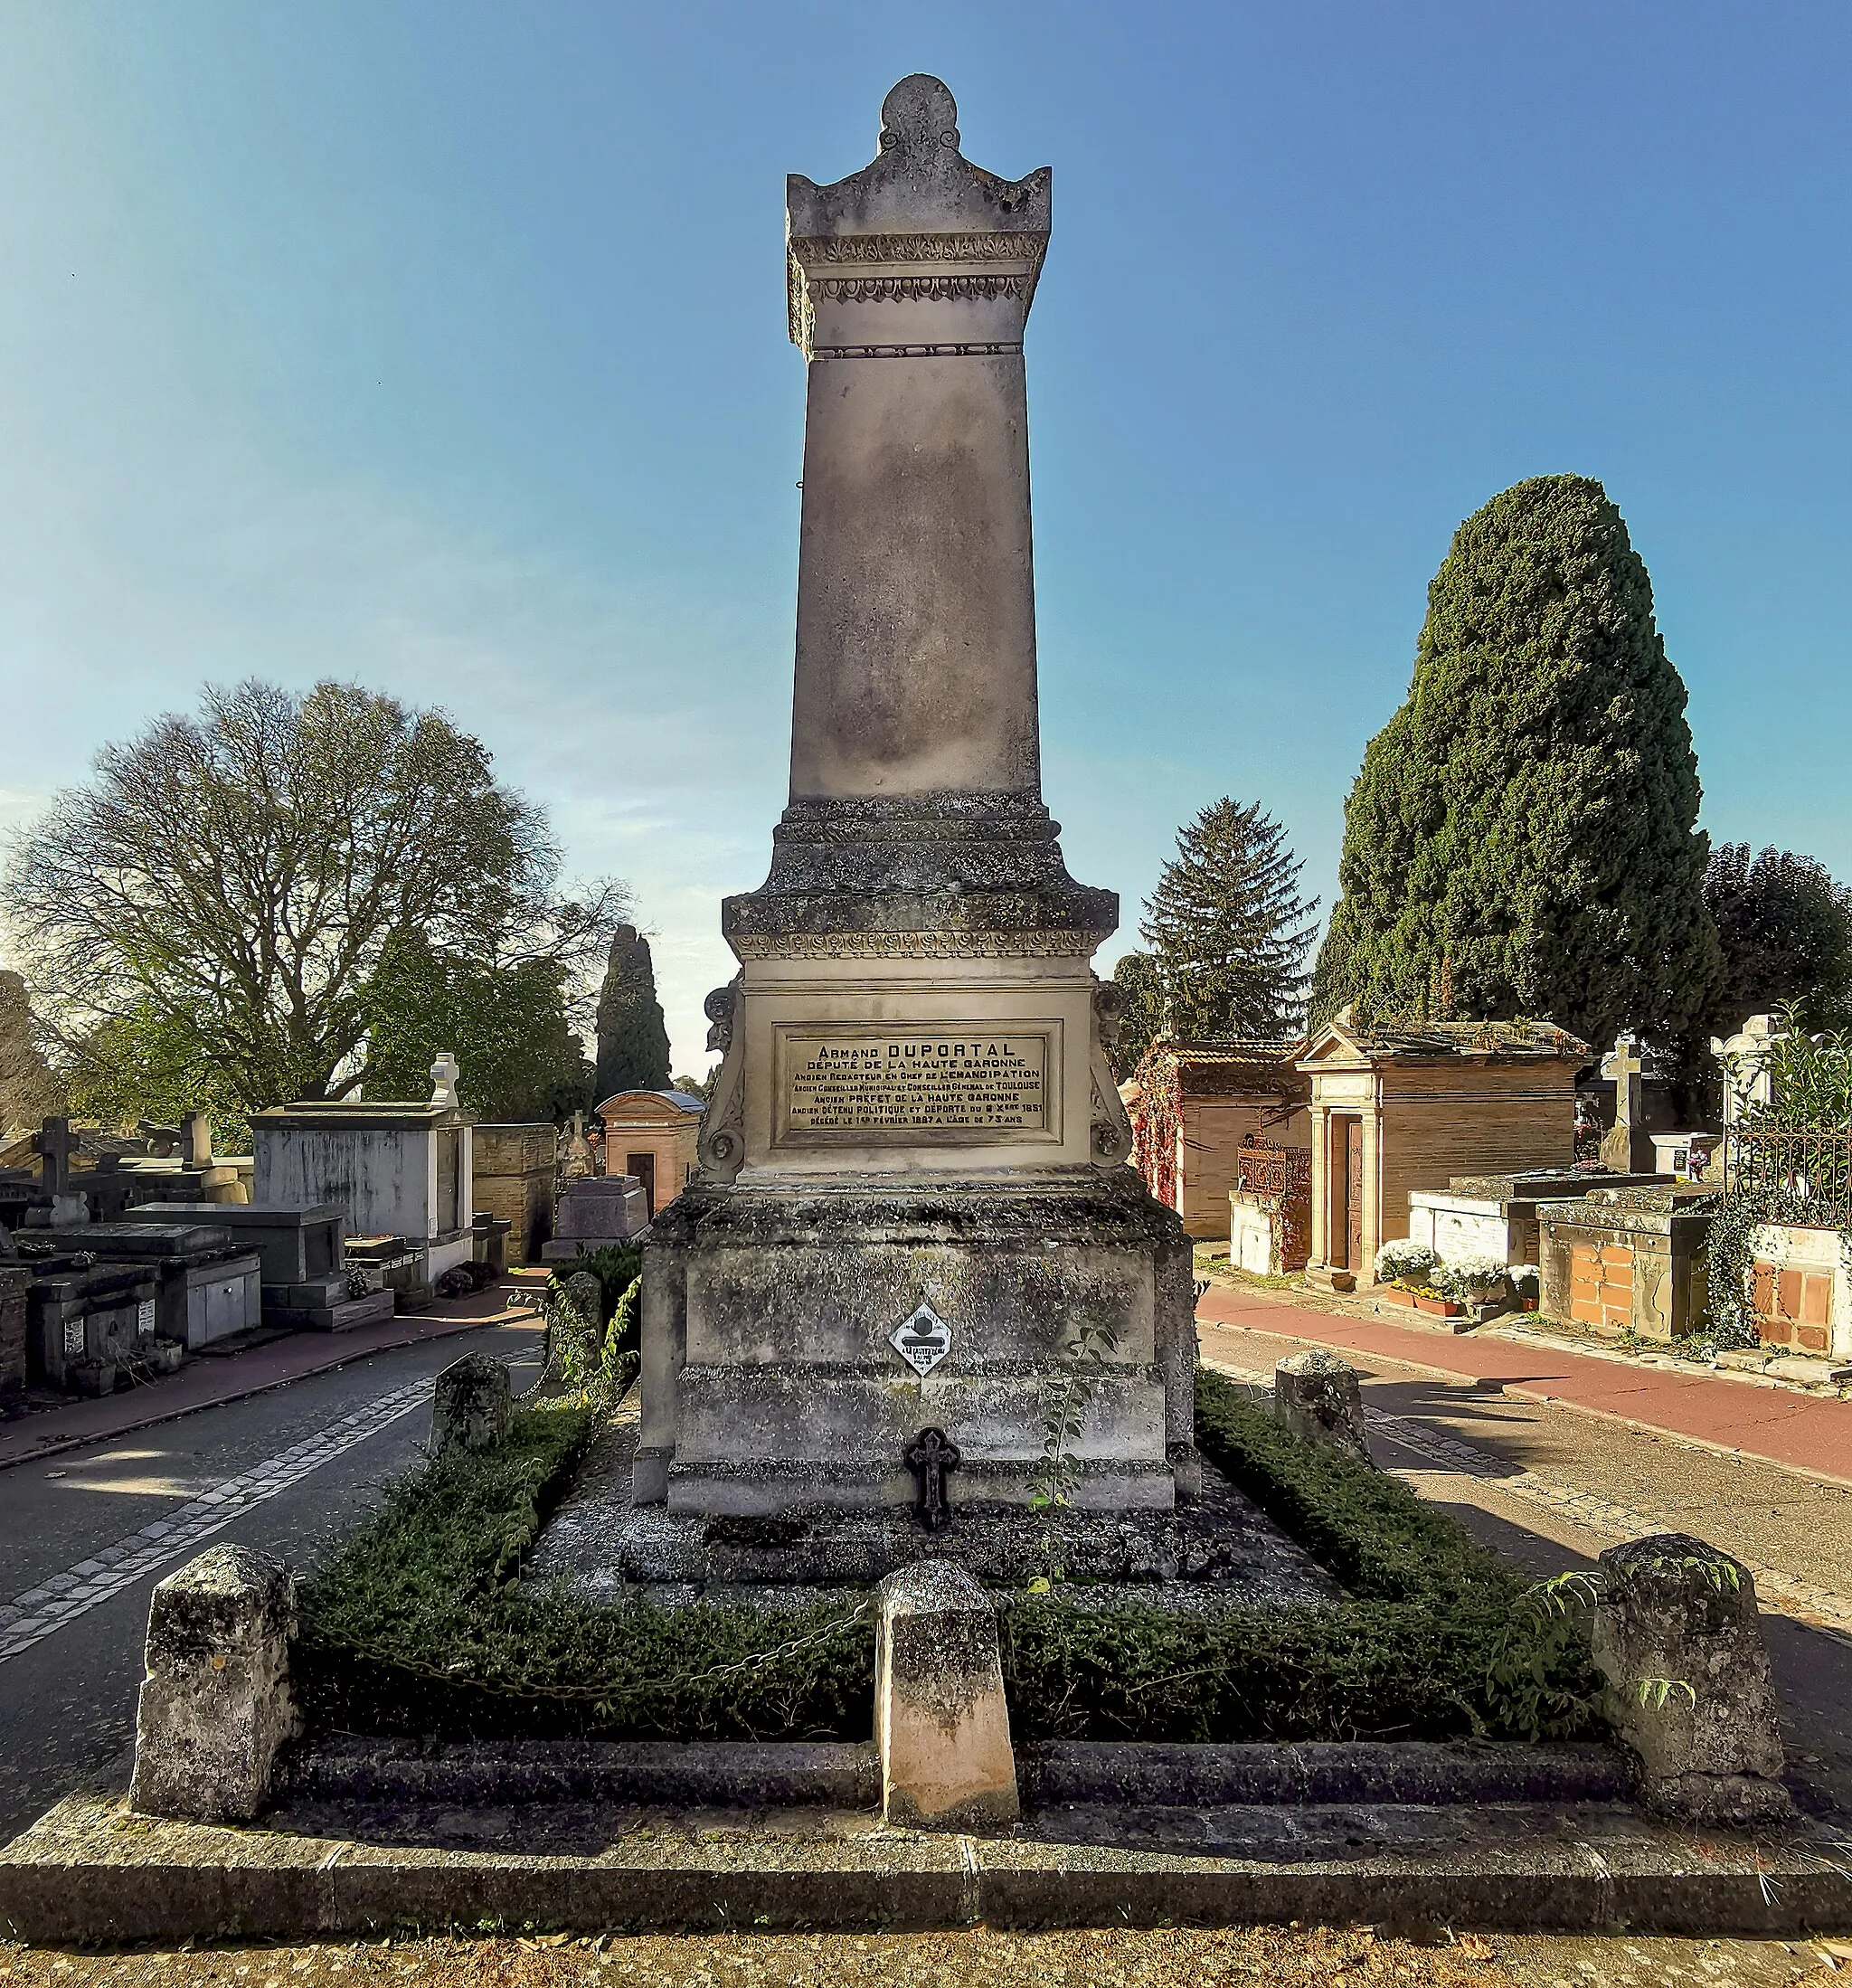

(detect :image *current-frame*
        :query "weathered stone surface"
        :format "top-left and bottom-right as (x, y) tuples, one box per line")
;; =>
(640, 1175), (1196, 1517)
(1272, 1352), (1373, 1464)
(1592, 1532), (1792, 1824)
(430, 1351), (512, 1456)
(875, 1560), (1018, 1831)
(128, 1544), (299, 1823)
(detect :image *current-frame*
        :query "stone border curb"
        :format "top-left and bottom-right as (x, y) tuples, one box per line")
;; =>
(5, 1792), (1852, 1940)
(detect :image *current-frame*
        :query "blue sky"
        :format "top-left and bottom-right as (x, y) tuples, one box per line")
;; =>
(2, 2), (1847, 1074)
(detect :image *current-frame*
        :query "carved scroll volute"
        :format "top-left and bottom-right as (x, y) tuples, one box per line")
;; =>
(1088, 978), (1135, 1168)
(696, 976), (746, 1183)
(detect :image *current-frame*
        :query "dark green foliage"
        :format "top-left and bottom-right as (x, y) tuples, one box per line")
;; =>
(569, 1242), (644, 1326)
(1108, 951), (1167, 1082)
(1190, 1369), (1517, 1607)
(1312, 477), (1720, 1049)
(296, 1400), (874, 1742)
(1139, 800), (1318, 1040)
(592, 925), (672, 1102)
(364, 930), (593, 1121)
(1705, 845), (1852, 1033)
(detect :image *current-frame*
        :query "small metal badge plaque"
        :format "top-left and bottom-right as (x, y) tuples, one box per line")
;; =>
(890, 1302), (951, 1377)
(136, 1300), (155, 1336)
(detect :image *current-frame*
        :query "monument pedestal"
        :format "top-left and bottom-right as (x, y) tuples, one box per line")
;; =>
(632, 78), (1198, 1543)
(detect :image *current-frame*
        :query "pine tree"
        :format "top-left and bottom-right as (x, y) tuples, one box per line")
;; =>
(1139, 800), (1318, 1040)
(1107, 950), (1167, 1082)
(1311, 475), (1720, 1049)
(592, 925), (672, 1101)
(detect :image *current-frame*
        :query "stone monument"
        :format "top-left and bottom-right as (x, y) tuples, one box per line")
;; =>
(1600, 1036), (1661, 1177)
(635, 77), (1196, 1549)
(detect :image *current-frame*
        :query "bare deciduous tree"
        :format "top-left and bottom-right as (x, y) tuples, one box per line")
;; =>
(4, 679), (626, 1115)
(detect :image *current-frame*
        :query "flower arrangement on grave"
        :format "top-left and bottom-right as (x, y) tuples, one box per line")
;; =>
(1430, 1254), (1512, 1304)
(1372, 1239), (1439, 1292)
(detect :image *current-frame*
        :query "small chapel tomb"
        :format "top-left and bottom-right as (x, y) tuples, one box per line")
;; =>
(1299, 1009), (1592, 1288)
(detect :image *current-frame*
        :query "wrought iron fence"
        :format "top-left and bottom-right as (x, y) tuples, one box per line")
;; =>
(1236, 1139), (1312, 1201)
(1724, 1121), (1852, 1226)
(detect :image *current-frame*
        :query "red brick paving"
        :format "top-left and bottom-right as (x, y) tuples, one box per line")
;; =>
(1197, 1281), (1852, 1485)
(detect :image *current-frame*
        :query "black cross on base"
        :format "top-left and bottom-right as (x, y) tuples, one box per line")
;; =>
(904, 1426), (961, 1532)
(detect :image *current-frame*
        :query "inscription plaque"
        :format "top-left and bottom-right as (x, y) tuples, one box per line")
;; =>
(776, 1025), (1057, 1142)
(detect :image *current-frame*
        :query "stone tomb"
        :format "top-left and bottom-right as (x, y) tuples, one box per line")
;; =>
(250, 1056), (474, 1295)
(542, 1174), (650, 1264)
(123, 1202), (384, 1333)
(1537, 1186), (1718, 1343)
(71, 1221), (262, 1349)
(471, 1122), (556, 1266)
(1406, 1169), (1666, 1273)
(24, 1254), (163, 1395)
(615, 79), (1195, 1575)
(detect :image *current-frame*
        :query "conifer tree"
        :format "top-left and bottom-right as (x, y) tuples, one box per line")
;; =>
(1139, 800), (1318, 1040)
(1107, 950), (1166, 1081)
(1311, 476), (1720, 1048)
(1705, 844), (1852, 1032)
(592, 925), (672, 1101)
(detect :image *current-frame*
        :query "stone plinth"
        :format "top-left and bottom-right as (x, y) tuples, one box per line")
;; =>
(875, 1561), (1019, 1830)
(0, 1260), (30, 1406)
(1592, 1534), (1791, 1824)
(542, 1175), (648, 1262)
(1272, 1353), (1372, 1464)
(128, 1545), (299, 1823)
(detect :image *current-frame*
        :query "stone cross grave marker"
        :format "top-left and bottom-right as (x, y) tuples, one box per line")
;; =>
(904, 1426), (961, 1532)
(32, 1116), (78, 1197)
(1601, 1036), (1655, 1175)
(429, 1053), (461, 1111)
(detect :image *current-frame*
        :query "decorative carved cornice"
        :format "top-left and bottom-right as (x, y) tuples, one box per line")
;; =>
(789, 231), (1046, 267)
(810, 341), (1024, 361)
(808, 272), (1030, 304)
(732, 930), (1100, 961)
(788, 232), (1046, 355)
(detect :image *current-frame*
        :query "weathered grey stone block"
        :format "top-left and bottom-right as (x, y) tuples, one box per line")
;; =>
(1272, 1351), (1373, 1464)
(430, 1351), (512, 1456)
(128, 1544), (299, 1823)
(1592, 1532), (1792, 1824)
(561, 1271), (603, 1371)
(874, 1560), (1018, 1831)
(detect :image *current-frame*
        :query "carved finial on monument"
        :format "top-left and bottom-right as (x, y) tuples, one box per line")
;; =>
(429, 1052), (461, 1111)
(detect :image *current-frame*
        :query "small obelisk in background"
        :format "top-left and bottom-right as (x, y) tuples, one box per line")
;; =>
(635, 79), (1197, 1550)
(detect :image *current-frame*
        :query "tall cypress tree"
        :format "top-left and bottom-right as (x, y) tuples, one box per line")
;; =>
(1312, 475), (1719, 1048)
(592, 925), (672, 1102)
(1139, 799), (1318, 1040)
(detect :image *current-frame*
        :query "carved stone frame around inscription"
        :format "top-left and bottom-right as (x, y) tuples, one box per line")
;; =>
(771, 1019), (1064, 1150)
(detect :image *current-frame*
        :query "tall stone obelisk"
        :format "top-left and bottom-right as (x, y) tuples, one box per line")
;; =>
(634, 79), (1196, 1550)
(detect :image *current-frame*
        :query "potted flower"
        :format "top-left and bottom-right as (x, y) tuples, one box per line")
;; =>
(1371, 1240), (1456, 1313)
(1432, 1254), (1513, 1318)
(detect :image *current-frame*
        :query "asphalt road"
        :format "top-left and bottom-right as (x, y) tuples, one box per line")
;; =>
(0, 1320), (544, 1843)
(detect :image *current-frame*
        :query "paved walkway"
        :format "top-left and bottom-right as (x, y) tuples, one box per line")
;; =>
(1198, 1281), (1852, 1485)
(0, 1284), (537, 1472)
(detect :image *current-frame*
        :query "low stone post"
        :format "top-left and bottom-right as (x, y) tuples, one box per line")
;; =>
(430, 1350), (512, 1456)
(1592, 1532), (1792, 1824)
(1273, 1351), (1373, 1464)
(875, 1561), (1019, 1831)
(128, 1544), (299, 1822)
(561, 1271), (604, 1373)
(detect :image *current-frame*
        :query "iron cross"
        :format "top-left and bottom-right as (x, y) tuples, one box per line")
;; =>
(904, 1426), (962, 1532)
